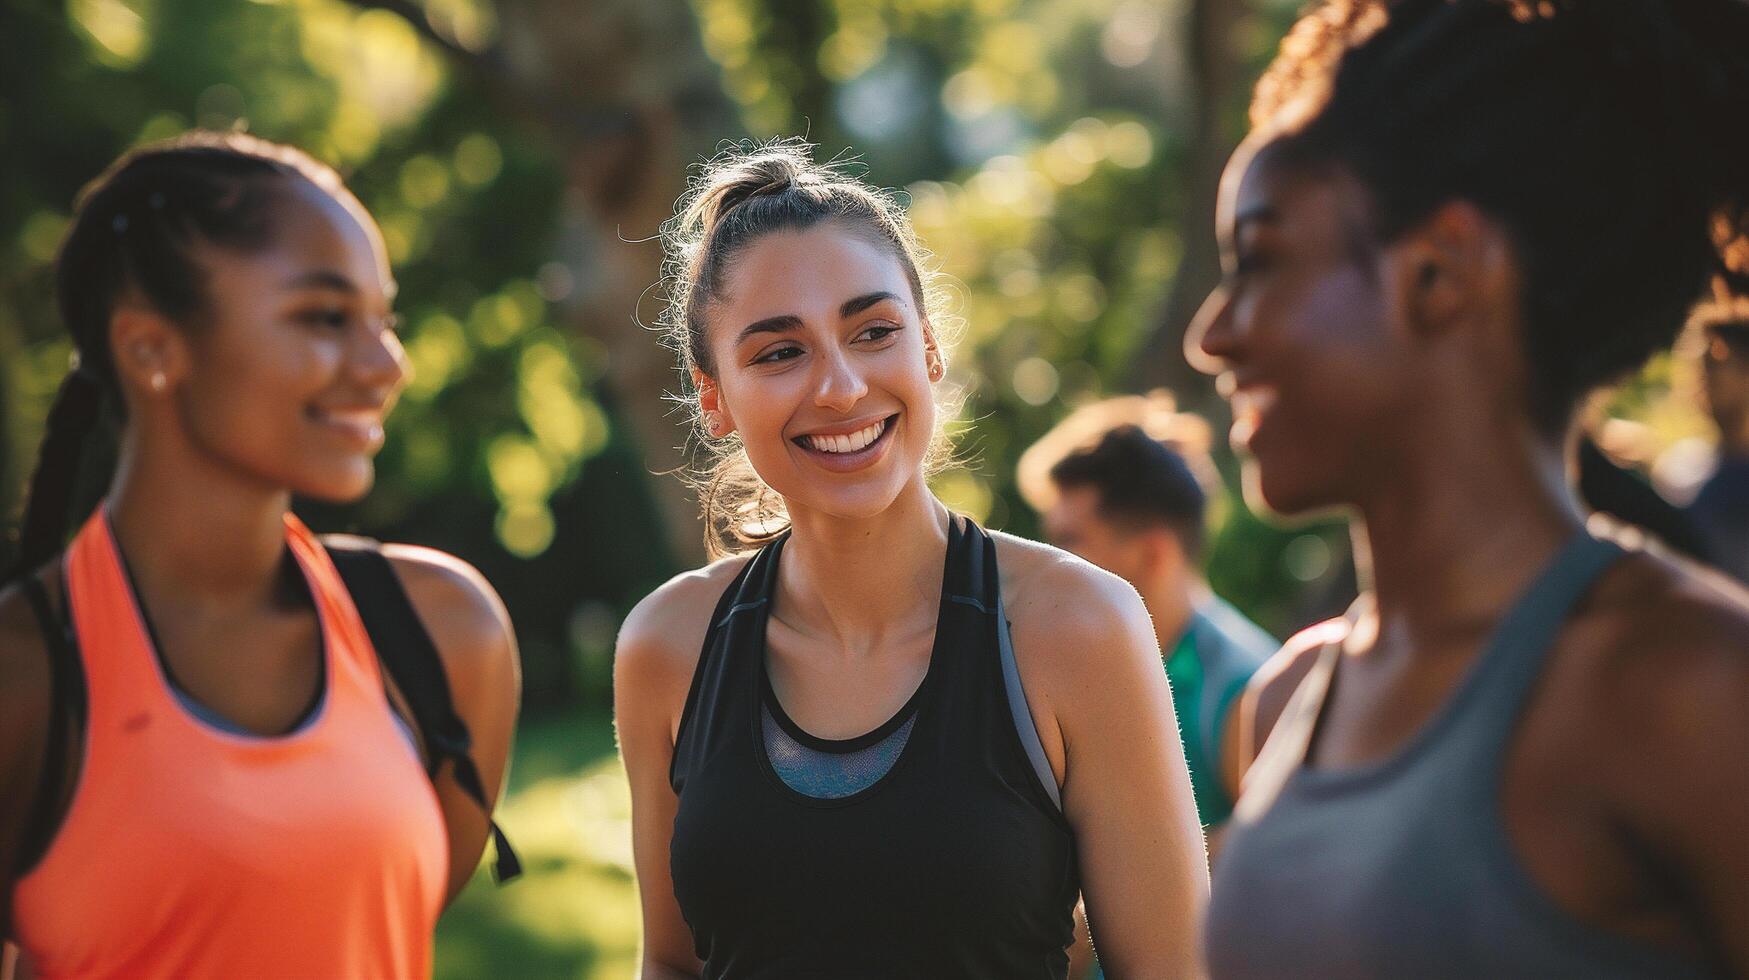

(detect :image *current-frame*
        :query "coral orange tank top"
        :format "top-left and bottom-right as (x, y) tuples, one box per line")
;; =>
(12, 510), (449, 979)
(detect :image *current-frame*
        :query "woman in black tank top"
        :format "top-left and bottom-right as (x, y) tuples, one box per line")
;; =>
(1183, 1), (1749, 976)
(615, 140), (1208, 979)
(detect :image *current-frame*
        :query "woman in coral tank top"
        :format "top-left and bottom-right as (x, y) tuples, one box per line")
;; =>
(0, 132), (520, 979)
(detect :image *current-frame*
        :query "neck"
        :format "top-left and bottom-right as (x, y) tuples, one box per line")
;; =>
(106, 426), (294, 612)
(1137, 575), (1204, 650)
(1351, 414), (1583, 655)
(775, 479), (951, 658)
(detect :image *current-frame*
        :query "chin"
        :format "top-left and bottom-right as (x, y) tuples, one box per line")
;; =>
(290, 461), (377, 504)
(804, 484), (908, 522)
(1244, 459), (1343, 524)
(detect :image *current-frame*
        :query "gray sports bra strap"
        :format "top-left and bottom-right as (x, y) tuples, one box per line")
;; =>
(1463, 532), (1625, 755)
(996, 587), (1061, 812)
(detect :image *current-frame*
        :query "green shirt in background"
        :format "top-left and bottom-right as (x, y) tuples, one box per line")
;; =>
(1164, 599), (1278, 826)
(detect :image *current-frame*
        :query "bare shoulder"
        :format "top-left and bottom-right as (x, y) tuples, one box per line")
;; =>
(1570, 550), (1749, 753)
(1240, 616), (1349, 767)
(379, 545), (519, 691)
(1251, 619), (1347, 718)
(615, 555), (751, 713)
(989, 530), (1158, 680)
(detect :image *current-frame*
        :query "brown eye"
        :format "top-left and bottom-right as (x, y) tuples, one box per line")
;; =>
(298, 308), (350, 330)
(755, 344), (804, 364)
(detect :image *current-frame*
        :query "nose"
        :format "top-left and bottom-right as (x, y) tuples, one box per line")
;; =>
(353, 316), (410, 397)
(812, 344), (868, 414)
(1183, 285), (1238, 377)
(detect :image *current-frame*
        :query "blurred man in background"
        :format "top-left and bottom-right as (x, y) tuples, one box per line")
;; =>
(1689, 300), (1749, 581)
(1022, 393), (1276, 980)
(1019, 392), (1276, 838)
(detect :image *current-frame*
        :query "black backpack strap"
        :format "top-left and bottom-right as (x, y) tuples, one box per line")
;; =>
(15, 574), (87, 876)
(322, 538), (521, 884)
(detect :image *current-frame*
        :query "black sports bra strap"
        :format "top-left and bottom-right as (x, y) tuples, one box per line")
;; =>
(15, 575), (87, 877)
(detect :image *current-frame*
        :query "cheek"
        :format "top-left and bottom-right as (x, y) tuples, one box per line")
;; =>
(184, 329), (337, 446)
(1280, 273), (1399, 412)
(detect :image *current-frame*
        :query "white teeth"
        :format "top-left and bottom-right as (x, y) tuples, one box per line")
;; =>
(805, 418), (887, 454)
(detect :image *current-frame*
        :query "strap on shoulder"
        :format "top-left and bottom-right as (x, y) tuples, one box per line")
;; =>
(322, 537), (521, 884)
(15, 574), (86, 876)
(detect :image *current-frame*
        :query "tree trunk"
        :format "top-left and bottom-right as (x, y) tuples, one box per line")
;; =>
(356, 0), (742, 565)
(1128, 0), (1248, 411)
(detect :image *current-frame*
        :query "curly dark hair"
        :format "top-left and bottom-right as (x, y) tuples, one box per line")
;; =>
(1251, 0), (1749, 433)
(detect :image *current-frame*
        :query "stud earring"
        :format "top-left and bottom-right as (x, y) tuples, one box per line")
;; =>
(928, 360), (944, 381)
(706, 416), (723, 437)
(149, 371), (167, 393)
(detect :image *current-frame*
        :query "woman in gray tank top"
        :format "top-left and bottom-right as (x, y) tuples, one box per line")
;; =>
(1183, 0), (1749, 976)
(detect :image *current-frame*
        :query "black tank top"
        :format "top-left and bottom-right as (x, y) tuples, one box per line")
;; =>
(669, 515), (1079, 979)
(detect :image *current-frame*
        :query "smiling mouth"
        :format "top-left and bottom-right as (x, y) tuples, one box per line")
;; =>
(793, 415), (896, 455)
(309, 406), (385, 446)
(1228, 386), (1278, 449)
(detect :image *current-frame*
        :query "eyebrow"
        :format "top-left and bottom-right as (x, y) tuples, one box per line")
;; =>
(1232, 203), (1278, 237)
(285, 269), (358, 292)
(735, 314), (805, 345)
(285, 269), (399, 302)
(840, 291), (901, 318)
(734, 292), (904, 345)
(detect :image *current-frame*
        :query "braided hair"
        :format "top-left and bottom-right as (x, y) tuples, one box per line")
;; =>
(1251, 0), (1749, 433)
(7, 131), (347, 580)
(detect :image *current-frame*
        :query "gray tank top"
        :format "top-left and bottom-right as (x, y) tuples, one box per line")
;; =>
(1207, 532), (1721, 979)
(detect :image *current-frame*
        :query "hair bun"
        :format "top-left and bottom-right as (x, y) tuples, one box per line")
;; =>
(686, 143), (816, 235)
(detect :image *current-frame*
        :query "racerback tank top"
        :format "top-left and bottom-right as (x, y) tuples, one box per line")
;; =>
(1206, 531), (1721, 978)
(668, 515), (1079, 979)
(12, 509), (449, 979)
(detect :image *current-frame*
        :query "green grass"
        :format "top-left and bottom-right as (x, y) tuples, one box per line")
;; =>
(436, 709), (641, 980)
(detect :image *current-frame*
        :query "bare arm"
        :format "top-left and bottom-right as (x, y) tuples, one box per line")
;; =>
(615, 565), (741, 979)
(1008, 551), (1208, 979)
(0, 577), (56, 944)
(1602, 597), (1749, 973)
(384, 547), (522, 905)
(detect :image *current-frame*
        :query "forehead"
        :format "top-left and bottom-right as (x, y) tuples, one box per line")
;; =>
(714, 222), (912, 318)
(198, 175), (390, 299)
(1219, 137), (1373, 251)
(245, 178), (392, 292)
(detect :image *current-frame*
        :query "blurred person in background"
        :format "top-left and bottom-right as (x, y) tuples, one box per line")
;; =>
(615, 140), (1208, 979)
(0, 132), (519, 980)
(1020, 394), (1276, 980)
(1688, 300), (1749, 581)
(1189, 0), (1749, 976)
(1019, 393), (1276, 840)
